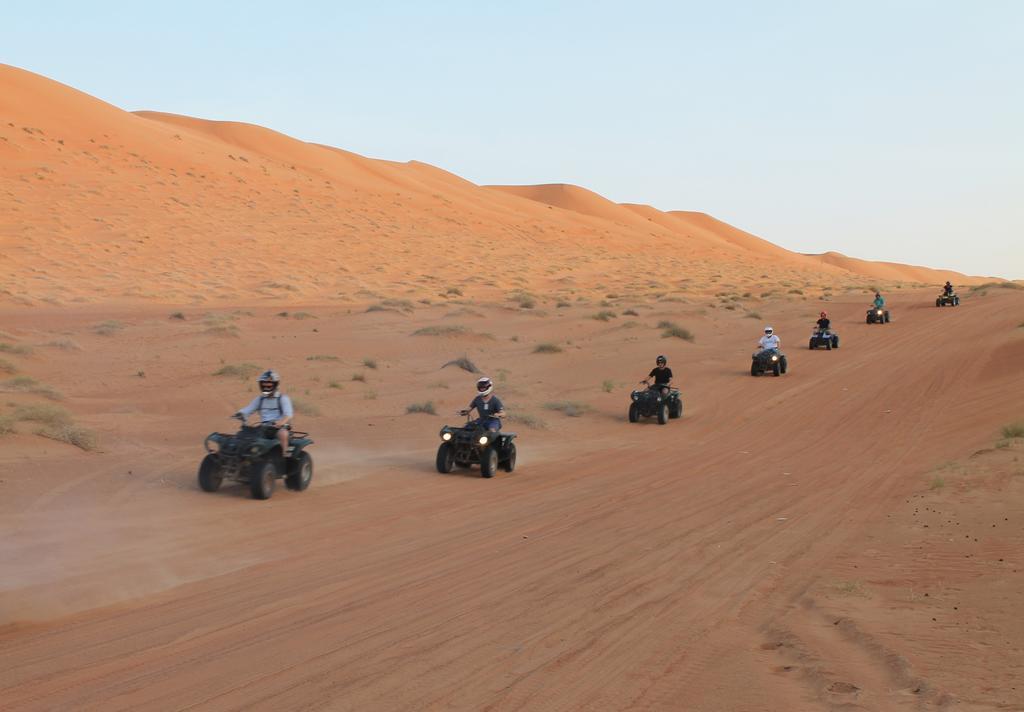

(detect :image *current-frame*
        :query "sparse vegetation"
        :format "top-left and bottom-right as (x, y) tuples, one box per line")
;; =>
(1002, 422), (1024, 439)
(544, 401), (591, 417)
(556, 300), (571, 308)
(442, 356), (480, 373)
(506, 412), (548, 429)
(44, 338), (81, 351)
(406, 401), (437, 415)
(930, 475), (946, 490)
(833, 580), (866, 596)
(592, 311), (617, 321)
(364, 389), (378, 400)
(12, 403), (72, 427)
(213, 363), (260, 379)
(94, 320), (124, 336)
(292, 311), (315, 320)
(328, 380), (343, 390)
(788, 289), (804, 295)
(351, 372), (367, 382)
(746, 311), (762, 319)
(445, 286), (463, 296)
(0, 342), (32, 356)
(413, 325), (466, 336)
(2, 376), (62, 400)
(306, 354), (339, 361)
(36, 423), (99, 451)
(622, 309), (639, 316)
(169, 311), (186, 320)
(533, 343), (563, 354)
(658, 321), (695, 342)
(0, 358), (16, 374)
(602, 379), (615, 393)
(362, 358), (378, 370)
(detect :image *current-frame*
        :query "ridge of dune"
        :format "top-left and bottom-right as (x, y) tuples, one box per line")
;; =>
(807, 251), (995, 285)
(0, 63), (995, 306)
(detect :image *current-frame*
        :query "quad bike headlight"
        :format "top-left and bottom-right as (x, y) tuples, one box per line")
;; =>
(771, 355), (778, 361)
(250, 445), (261, 455)
(442, 431), (452, 441)
(478, 435), (489, 445)
(877, 310), (883, 315)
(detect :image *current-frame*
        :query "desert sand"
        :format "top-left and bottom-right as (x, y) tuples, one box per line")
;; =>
(2, 64), (1023, 711)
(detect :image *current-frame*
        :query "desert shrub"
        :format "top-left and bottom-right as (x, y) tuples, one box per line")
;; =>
(544, 401), (591, 417)
(602, 379), (615, 393)
(413, 325), (466, 336)
(1002, 422), (1024, 439)
(622, 309), (639, 316)
(44, 338), (81, 351)
(14, 403), (72, 427)
(292, 311), (316, 320)
(659, 321), (695, 342)
(406, 401), (437, 415)
(442, 356), (480, 373)
(37, 423), (98, 451)
(169, 311), (186, 320)
(746, 311), (762, 319)
(0, 342), (32, 355)
(788, 289), (804, 295)
(306, 354), (339, 361)
(94, 320), (124, 336)
(0, 358), (16, 374)
(213, 363), (260, 379)
(445, 286), (463, 296)
(362, 358), (378, 369)
(205, 324), (240, 337)
(556, 300), (571, 308)
(0, 415), (14, 436)
(506, 412), (548, 429)
(533, 343), (563, 354)
(291, 398), (321, 417)
(2, 376), (62, 400)
(592, 311), (617, 321)
(364, 390), (378, 400)
(351, 372), (367, 382)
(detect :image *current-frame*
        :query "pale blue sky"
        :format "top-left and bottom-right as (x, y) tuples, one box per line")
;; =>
(4, 1), (1022, 277)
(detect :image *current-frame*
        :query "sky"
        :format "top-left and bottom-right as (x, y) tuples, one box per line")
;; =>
(3, 1), (1022, 277)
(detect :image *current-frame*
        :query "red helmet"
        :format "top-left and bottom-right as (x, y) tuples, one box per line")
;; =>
(820, 311), (827, 318)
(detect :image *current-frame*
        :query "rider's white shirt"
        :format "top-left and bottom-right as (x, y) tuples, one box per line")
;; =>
(759, 334), (780, 350)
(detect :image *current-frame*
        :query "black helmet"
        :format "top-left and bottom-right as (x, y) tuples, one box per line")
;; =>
(258, 369), (280, 396)
(656, 355), (667, 365)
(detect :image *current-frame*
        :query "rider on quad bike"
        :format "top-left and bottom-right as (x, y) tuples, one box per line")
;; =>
(873, 292), (886, 310)
(464, 376), (506, 432)
(943, 281), (954, 297)
(235, 369), (294, 458)
(758, 325), (781, 353)
(816, 311), (831, 331)
(641, 355), (674, 396)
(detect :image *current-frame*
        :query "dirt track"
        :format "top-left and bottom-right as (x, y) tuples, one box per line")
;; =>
(2, 289), (1022, 711)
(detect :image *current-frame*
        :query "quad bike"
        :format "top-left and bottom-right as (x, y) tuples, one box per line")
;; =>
(866, 307), (891, 324)
(808, 328), (840, 350)
(436, 410), (517, 478)
(628, 385), (683, 424)
(751, 348), (788, 377)
(936, 292), (960, 307)
(198, 415), (314, 499)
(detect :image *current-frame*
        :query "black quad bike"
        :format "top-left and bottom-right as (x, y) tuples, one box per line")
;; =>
(751, 348), (788, 377)
(628, 385), (683, 424)
(436, 411), (517, 478)
(198, 416), (314, 499)
(809, 328), (840, 350)
(866, 307), (890, 324)
(936, 292), (960, 307)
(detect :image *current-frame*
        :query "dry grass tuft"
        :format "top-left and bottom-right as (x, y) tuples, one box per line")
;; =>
(533, 343), (563, 354)
(406, 401), (437, 415)
(1001, 422), (1024, 439)
(442, 356), (480, 373)
(413, 325), (466, 336)
(2, 376), (63, 400)
(94, 320), (124, 336)
(291, 398), (321, 417)
(36, 423), (99, 451)
(0, 342), (32, 356)
(544, 401), (591, 417)
(213, 363), (261, 379)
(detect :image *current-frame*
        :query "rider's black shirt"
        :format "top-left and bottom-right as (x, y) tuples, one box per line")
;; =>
(649, 367), (673, 385)
(816, 318), (830, 330)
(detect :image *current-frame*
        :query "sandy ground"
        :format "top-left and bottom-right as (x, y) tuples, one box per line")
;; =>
(1, 287), (1022, 711)
(2, 63), (1023, 710)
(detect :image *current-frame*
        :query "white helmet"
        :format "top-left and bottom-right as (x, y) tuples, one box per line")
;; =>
(476, 376), (494, 397)
(764, 326), (774, 335)
(258, 369), (280, 396)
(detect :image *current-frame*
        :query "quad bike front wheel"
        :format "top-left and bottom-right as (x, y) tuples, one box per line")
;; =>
(628, 402), (639, 423)
(436, 442), (455, 473)
(502, 443), (517, 473)
(751, 362), (760, 377)
(198, 454), (223, 493)
(249, 460), (276, 500)
(781, 357), (788, 374)
(657, 403), (669, 425)
(285, 451), (313, 491)
(480, 447), (499, 478)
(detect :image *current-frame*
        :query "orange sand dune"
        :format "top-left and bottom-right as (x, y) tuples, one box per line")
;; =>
(807, 250), (987, 286)
(1, 63), (994, 309)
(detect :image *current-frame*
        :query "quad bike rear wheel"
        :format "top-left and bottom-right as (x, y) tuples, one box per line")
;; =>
(781, 357), (788, 374)
(285, 451), (313, 491)
(480, 447), (499, 478)
(436, 442), (455, 473)
(249, 460), (276, 500)
(670, 399), (683, 419)
(198, 454), (223, 493)
(502, 442), (517, 473)
(808, 338), (815, 350)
